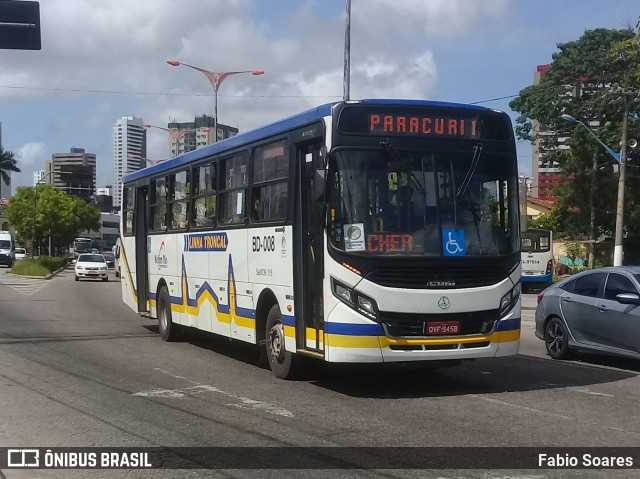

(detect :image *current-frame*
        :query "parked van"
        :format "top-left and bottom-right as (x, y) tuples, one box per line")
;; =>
(0, 231), (15, 267)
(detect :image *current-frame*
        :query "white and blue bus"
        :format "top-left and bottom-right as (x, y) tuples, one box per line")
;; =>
(521, 228), (553, 291)
(120, 99), (522, 378)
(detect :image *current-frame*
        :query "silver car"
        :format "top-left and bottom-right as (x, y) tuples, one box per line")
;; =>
(535, 266), (640, 360)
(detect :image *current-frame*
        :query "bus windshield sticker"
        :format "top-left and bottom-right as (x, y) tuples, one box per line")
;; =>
(343, 223), (365, 252)
(236, 191), (243, 215)
(184, 233), (229, 252)
(442, 229), (466, 257)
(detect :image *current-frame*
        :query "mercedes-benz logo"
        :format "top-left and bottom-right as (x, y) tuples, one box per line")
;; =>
(437, 296), (450, 310)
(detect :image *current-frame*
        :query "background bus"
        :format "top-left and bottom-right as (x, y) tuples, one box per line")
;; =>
(120, 99), (522, 379)
(72, 237), (93, 260)
(521, 228), (553, 291)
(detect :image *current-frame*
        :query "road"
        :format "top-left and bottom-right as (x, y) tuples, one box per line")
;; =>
(1, 265), (639, 478)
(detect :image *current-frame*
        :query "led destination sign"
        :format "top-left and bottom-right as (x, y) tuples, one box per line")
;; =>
(337, 106), (511, 140)
(368, 114), (477, 139)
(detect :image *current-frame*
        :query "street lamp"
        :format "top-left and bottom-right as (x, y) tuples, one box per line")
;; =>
(143, 123), (210, 157)
(561, 113), (628, 266)
(166, 59), (264, 142)
(32, 170), (71, 257)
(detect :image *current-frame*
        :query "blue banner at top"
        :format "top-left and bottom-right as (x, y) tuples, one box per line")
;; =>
(184, 233), (228, 252)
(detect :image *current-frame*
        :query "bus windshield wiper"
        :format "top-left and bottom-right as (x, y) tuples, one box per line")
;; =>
(456, 144), (483, 198)
(380, 140), (427, 195)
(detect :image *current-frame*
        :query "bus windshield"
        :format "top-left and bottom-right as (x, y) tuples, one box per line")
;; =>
(74, 239), (92, 254)
(328, 146), (519, 257)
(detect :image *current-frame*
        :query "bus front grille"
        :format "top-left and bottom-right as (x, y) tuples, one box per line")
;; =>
(380, 310), (500, 338)
(366, 265), (506, 289)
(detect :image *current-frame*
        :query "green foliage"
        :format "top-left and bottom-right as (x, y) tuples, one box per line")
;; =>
(528, 211), (559, 233)
(36, 256), (68, 273)
(6, 185), (101, 252)
(10, 258), (50, 277)
(0, 146), (21, 197)
(565, 242), (583, 265)
(510, 27), (640, 239)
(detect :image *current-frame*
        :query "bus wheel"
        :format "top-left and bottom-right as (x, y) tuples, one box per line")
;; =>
(265, 304), (296, 379)
(158, 286), (179, 342)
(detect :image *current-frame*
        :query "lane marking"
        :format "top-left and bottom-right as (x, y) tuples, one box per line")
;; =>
(468, 394), (573, 420)
(133, 370), (295, 418)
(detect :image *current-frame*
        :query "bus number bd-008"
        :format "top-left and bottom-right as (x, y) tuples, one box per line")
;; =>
(252, 236), (276, 252)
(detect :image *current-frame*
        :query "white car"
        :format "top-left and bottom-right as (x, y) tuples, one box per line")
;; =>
(14, 248), (27, 260)
(75, 253), (109, 281)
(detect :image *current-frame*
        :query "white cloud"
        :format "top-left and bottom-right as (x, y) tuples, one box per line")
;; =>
(16, 142), (47, 168)
(0, 0), (513, 190)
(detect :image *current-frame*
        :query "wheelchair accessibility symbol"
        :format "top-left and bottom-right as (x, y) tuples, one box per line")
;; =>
(442, 229), (466, 257)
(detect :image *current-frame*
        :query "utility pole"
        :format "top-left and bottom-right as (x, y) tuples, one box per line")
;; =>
(613, 97), (629, 267)
(588, 151), (597, 269)
(343, 0), (351, 101)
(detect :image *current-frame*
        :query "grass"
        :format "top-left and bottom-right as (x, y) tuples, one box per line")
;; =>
(10, 258), (50, 277)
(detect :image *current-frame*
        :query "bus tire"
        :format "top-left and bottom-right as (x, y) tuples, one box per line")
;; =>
(158, 286), (179, 342)
(265, 304), (297, 379)
(544, 317), (572, 360)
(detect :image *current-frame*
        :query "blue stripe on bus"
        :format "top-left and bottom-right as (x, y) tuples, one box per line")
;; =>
(521, 274), (552, 283)
(496, 318), (521, 331)
(282, 315), (296, 327)
(324, 322), (385, 336)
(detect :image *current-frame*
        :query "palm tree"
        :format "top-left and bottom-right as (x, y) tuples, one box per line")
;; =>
(0, 146), (21, 198)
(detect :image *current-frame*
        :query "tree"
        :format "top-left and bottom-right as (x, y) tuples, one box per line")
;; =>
(0, 146), (21, 198)
(6, 185), (100, 253)
(510, 28), (640, 240)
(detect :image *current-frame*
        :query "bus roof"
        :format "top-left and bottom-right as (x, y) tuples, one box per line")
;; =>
(123, 99), (499, 183)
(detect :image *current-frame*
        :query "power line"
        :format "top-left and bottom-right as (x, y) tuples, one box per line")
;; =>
(0, 83), (521, 103)
(0, 84), (341, 99)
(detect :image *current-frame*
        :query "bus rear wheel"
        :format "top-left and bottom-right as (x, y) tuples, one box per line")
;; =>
(265, 304), (297, 379)
(158, 286), (179, 342)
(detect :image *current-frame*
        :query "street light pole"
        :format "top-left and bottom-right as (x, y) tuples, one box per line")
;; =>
(166, 59), (264, 142)
(561, 113), (627, 266)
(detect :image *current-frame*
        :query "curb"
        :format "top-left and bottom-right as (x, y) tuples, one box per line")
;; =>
(6, 263), (72, 280)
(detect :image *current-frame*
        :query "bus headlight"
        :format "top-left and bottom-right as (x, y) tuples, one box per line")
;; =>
(499, 282), (521, 316)
(331, 278), (379, 320)
(356, 295), (377, 320)
(333, 281), (353, 303)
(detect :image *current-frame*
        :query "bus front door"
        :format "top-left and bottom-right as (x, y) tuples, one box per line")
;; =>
(294, 144), (325, 353)
(135, 186), (149, 313)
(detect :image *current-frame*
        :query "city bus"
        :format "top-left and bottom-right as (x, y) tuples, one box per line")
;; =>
(521, 228), (553, 291)
(119, 99), (522, 379)
(72, 237), (93, 259)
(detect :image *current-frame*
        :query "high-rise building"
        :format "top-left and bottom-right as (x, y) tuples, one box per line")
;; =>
(112, 116), (146, 207)
(167, 115), (237, 157)
(51, 147), (97, 201)
(33, 169), (46, 186)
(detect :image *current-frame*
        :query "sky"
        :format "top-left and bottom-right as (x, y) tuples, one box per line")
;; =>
(1, 0), (638, 195)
